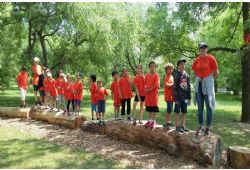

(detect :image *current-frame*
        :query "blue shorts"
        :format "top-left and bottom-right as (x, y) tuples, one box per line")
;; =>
(91, 103), (97, 112)
(74, 99), (81, 106)
(97, 100), (105, 113)
(174, 100), (187, 114)
(166, 101), (173, 113)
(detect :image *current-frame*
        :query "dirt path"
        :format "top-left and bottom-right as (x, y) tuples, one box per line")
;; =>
(0, 117), (226, 169)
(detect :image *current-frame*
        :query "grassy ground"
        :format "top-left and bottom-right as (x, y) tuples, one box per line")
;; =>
(0, 127), (128, 169)
(0, 87), (249, 149)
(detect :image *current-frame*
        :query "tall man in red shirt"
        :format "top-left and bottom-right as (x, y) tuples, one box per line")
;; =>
(31, 57), (42, 105)
(144, 61), (160, 129)
(17, 66), (28, 107)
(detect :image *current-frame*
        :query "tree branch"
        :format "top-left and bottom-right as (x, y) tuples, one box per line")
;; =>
(208, 47), (238, 53)
(228, 8), (242, 43)
(43, 25), (60, 37)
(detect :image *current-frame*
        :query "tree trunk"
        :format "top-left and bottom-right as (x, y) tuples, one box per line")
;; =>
(0, 107), (30, 118)
(40, 36), (48, 68)
(241, 2), (250, 123)
(81, 120), (223, 166)
(227, 146), (250, 168)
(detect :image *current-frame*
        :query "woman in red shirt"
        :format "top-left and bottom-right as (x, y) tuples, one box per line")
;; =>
(192, 42), (219, 136)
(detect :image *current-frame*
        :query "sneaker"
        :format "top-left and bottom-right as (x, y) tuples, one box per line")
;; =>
(92, 118), (94, 121)
(195, 126), (205, 136)
(23, 105), (28, 108)
(144, 120), (150, 127)
(176, 126), (184, 133)
(127, 116), (131, 121)
(181, 126), (189, 132)
(167, 122), (174, 126)
(133, 119), (136, 126)
(150, 121), (156, 129)
(163, 124), (171, 130)
(204, 127), (211, 136)
(20, 105), (24, 108)
(98, 121), (102, 126)
(102, 121), (105, 126)
(139, 120), (143, 124)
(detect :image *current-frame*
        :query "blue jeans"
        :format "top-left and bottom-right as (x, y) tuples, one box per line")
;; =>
(197, 82), (213, 127)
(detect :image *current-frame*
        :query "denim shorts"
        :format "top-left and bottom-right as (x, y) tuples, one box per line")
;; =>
(97, 100), (105, 113)
(166, 101), (173, 113)
(174, 100), (187, 114)
(74, 99), (81, 106)
(91, 103), (97, 112)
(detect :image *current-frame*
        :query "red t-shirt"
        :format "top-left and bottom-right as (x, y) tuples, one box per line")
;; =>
(17, 71), (28, 90)
(31, 64), (41, 85)
(110, 80), (121, 105)
(145, 73), (160, 107)
(47, 78), (57, 97)
(65, 82), (75, 100)
(119, 76), (133, 99)
(43, 77), (49, 93)
(90, 82), (97, 104)
(192, 54), (218, 78)
(133, 75), (146, 97)
(164, 74), (174, 102)
(56, 77), (64, 95)
(74, 80), (83, 100)
(96, 87), (108, 101)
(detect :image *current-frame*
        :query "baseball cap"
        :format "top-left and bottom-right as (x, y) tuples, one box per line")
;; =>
(177, 59), (187, 66)
(199, 42), (208, 49)
(33, 57), (40, 62)
(47, 72), (52, 77)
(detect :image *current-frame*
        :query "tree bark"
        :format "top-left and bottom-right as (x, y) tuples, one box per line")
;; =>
(241, 2), (250, 123)
(0, 107), (30, 118)
(39, 34), (48, 68)
(81, 120), (223, 166)
(227, 146), (250, 168)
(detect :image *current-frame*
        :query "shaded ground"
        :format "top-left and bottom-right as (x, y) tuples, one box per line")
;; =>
(0, 117), (227, 169)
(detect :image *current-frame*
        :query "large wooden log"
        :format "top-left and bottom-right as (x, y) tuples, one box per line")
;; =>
(81, 120), (223, 166)
(227, 146), (250, 168)
(0, 107), (30, 118)
(30, 107), (87, 129)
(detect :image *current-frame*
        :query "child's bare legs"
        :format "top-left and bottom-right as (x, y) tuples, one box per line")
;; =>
(181, 113), (186, 127)
(175, 113), (180, 127)
(151, 112), (156, 122)
(139, 101), (144, 120)
(165, 113), (171, 123)
(132, 101), (138, 120)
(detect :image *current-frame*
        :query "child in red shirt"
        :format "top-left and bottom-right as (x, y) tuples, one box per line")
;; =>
(74, 73), (83, 115)
(43, 69), (51, 109)
(110, 71), (121, 120)
(163, 63), (174, 129)
(47, 72), (58, 112)
(65, 75), (75, 115)
(119, 68), (133, 120)
(89, 74), (98, 121)
(96, 80), (108, 125)
(144, 61), (160, 129)
(16, 66), (28, 107)
(31, 57), (42, 105)
(56, 72), (66, 112)
(132, 65), (146, 125)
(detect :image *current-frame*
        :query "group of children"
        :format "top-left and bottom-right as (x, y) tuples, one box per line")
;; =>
(17, 57), (191, 132)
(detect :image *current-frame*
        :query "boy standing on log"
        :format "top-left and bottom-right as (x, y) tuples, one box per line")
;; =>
(89, 74), (98, 121)
(144, 61), (160, 129)
(110, 71), (121, 120)
(38, 67), (47, 107)
(65, 75), (75, 116)
(96, 80), (108, 126)
(56, 72), (66, 112)
(43, 69), (51, 109)
(47, 72), (58, 112)
(17, 66), (28, 107)
(163, 63), (175, 129)
(173, 59), (191, 133)
(74, 73), (83, 116)
(119, 68), (133, 120)
(132, 65), (146, 125)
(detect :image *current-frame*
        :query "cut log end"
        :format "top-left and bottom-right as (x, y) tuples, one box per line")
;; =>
(227, 146), (250, 168)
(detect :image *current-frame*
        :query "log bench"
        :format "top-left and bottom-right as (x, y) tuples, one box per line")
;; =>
(0, 107), (86, 129)
(81, 120), (223, 166)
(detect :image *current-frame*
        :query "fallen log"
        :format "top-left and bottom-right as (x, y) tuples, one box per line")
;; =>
(227, 146), (250, 168)
(30, 107), (87, 129)
(81, 120), (223, 166)
(0, 107), (30, 118)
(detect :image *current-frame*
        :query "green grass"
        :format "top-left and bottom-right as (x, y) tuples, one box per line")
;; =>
(0, 127), (129, 169)
(0, 87), (250, 149)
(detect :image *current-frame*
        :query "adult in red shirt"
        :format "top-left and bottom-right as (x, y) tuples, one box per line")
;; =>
(132, 65), (146, 125)
(17, 66), (28, 107)
(96, 80), (108, 126)
(192, 42), (219, 136)
(89, 74), (98, 120)
(74, 73), (83, 115)
(144, 61), (160, 129)
(110, 71), (121, 120)
(119, 68), (133, 120)
(31, 57), (42, 105)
